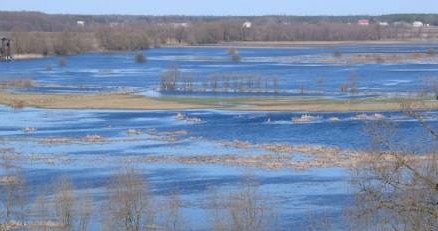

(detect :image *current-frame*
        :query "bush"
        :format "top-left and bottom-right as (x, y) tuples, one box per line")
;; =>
(135, 52), (146, 63)
(426, 48), (436, 56)
(228, 48), (238, 56)
(10, 100), (25, 109)
(228, 48), (241, 62)
(231, 53), (241, 62)
(333, 51), (342, 58)
(59, 57), (67, 67)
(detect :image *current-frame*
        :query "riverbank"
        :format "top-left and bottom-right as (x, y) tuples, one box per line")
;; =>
(6, 40), (438, 62)
(12, 54), (46, 60)
(167, 40), (438, 48)
(1, 91), (437, 112)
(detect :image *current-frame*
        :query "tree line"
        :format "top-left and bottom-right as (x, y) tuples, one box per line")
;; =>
(2, 11), (438, 32)
(2, 11), (438, 55)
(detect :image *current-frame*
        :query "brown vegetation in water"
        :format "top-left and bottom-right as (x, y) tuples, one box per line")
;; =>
(0, 79), (35, 89)
(140, 140), (434, 170)
(328, 52), (438, 64)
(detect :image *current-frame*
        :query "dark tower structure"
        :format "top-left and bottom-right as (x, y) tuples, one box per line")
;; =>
(1, 37), (12, 61)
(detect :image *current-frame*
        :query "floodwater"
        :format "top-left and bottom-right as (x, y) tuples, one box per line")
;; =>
(1, 44), (438, 97)
(0, 107), (437, 229)
(1, 44), (438, 230)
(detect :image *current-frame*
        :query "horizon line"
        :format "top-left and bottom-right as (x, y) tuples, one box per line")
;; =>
(2, 10), (438, 18)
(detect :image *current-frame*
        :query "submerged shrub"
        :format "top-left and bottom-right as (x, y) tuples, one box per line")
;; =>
(59, 57), (67, 67)
(231, 53), (241, 62)
(228, 48), (238, 56)
(10, 100), (25, 110)
(427, 48), (436, 56)
(228, 48), (241, 62)
(135, 52), (146, 63)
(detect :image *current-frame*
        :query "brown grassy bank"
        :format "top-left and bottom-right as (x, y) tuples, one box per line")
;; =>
(1, 91), (438, 112)
(0, 92), (205, 110)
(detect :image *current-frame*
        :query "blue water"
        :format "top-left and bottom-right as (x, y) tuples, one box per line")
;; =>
(1, 45), (438, 230)
(0, 106), (437, 229)
(1, 44), (438, 97)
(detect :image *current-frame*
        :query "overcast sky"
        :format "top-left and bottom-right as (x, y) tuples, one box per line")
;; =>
(2, 0), (438, 15)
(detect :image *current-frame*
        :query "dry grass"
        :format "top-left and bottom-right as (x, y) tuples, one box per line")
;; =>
(141, 149), (434, 170)
(0, 79), (35, 88)
(81, 135), (105, 143)
(141, 140), (435, 170)
(127, 129), (144, 135)
(9, 100), (25, 110)
(328, 52), (438, 64)
(1, 91), (438, 112)
(0, 92), (205, 110)
(146, 129), (189, 142)
(12, 54), (45, 60)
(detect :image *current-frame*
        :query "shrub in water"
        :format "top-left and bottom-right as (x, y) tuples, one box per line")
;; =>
(135, 52), (146, 63)
(59, 57), (67, 67)
(228, 48), (241, 62)
(426, 48), (436, 56)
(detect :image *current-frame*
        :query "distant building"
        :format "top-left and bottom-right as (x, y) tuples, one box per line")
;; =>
(413, 21), (424, 27)
(357, 19), (370, 26)
(242, 21), (252, 28)
(378, 22), (389, 26)
(77, 21), (85, 27)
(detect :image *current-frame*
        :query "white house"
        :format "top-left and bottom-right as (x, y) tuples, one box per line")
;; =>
(242, 21), (252, 29)
(413, 21), (424, 27)
(77, 21), (85, 27)
(378, 22), (389, 26)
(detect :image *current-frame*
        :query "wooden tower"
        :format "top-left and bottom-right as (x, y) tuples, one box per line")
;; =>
(1, 37), (12, 61)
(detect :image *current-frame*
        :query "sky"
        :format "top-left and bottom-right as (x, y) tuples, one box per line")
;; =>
(2, 0), (438, 16)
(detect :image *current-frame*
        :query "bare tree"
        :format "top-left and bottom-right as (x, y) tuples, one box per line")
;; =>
(77, 192), (92, 231)
(209, 179), (274, 231)
(426, 77), (438, 100)
(160, 66), (180, 91)
(55, 177), (74, 230)
(349, 103), (438, 231)
(106, 168), (154, 231)
(163, 191), (185, 231)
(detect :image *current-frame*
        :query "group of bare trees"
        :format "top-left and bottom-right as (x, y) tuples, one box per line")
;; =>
(94, 25), (151, 51)
(160, 66), (280, 93)
(339, 73), (359, 94)
(0, 156), (274, 231)
(10, 31), (96, 56)
(9, 25), (151, 56)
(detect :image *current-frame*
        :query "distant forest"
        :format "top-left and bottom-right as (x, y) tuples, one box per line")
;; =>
(2, 11), (438, 55)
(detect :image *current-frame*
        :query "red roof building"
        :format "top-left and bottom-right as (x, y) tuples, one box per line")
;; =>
(358, 19), (370, 26)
